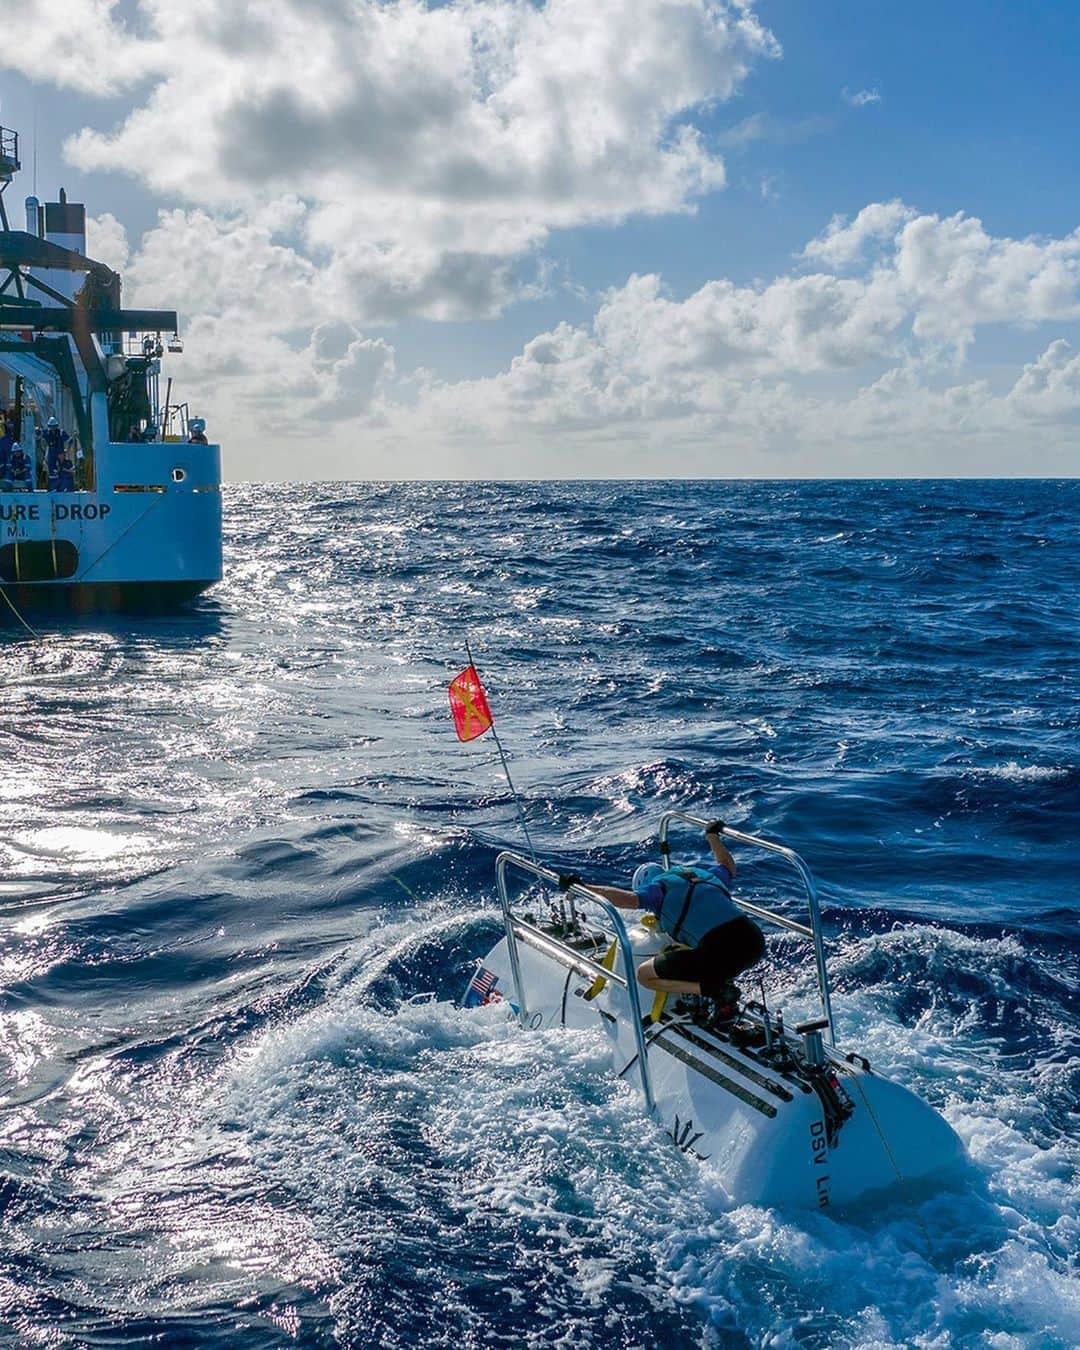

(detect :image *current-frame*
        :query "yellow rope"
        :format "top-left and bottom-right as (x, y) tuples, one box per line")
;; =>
(0, 584), (40, 639)
(846, 1068), (934, 1248)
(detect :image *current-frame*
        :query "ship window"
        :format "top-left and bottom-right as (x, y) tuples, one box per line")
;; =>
(171, 467), (187, 483)
(113, 484), (167, 493)
(0, 539), (79, 583)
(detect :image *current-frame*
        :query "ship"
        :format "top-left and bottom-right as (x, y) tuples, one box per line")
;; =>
(0, 122), (221, 618)
(463, 808), (968, 1212)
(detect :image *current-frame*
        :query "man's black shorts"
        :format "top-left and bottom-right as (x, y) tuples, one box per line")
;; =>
(652, 915), (765, 997)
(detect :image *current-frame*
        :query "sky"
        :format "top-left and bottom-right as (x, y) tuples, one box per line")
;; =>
(1, 0), (1078, 480)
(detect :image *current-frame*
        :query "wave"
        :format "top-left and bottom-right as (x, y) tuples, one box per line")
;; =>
(2, 478), (1076, 1346)
(970, 761), (1070, 783)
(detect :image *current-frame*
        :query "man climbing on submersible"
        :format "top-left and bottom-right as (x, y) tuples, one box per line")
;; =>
(573, 822), (765, 1018)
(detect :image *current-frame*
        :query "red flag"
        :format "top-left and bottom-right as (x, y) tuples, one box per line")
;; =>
(449, 664), (494, 742)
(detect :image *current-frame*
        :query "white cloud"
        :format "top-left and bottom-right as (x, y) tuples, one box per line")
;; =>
(895, 213), (1080, 350)
(12, 4), (1080, 476)
(123, 205), (319, 323)
(0, 0), (158, 96)
(20, 0), (779, 323)
(368, 338), (1073, 479)
(589, 269), (907, 377)
(842, 87), (881, 108)
(1007, 339), (1080, 420)
(76, 181), (1080, 475)
(802, 201), (916, 269)
(305, 322), (396, 423)
(344, 207), (1080, 477)
(169, 314), (394, 458)
(803, 205), (1080, 353)
(717, 111), (833, 149)
(86, 212), (130, 273)
(124, 197), (1080, 475)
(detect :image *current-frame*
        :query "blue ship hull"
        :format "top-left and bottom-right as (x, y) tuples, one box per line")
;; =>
(0, 578), (214, 616)
(0, 440), (222, 619)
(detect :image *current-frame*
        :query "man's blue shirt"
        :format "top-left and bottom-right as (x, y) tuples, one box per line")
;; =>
(634, 861), (734, 919)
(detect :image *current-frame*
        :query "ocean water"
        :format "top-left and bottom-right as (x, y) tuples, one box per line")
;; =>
(0, 478), (1076, 1348)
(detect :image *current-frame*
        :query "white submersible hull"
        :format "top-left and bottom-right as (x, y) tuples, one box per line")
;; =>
(463, 813), (967, 1213)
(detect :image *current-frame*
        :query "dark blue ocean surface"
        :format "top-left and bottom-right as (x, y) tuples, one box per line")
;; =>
(0, 480), (1076, 1347)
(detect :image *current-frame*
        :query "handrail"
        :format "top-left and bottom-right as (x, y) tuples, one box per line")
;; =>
(512, 916), (630, 989)
(658, 811), (835, 1044)
(495, 850), (656, 1116)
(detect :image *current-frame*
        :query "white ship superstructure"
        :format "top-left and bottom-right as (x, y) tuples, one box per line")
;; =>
(0, 122), (221, 616)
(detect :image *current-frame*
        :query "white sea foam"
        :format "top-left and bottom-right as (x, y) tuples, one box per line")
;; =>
(213, 915), (1079, 1348)
(971, 761), (1069, 782)
(51, 909), (1073, 1345)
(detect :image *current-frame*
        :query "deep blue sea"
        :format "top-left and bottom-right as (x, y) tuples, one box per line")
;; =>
(0, 480), (1076, 1348)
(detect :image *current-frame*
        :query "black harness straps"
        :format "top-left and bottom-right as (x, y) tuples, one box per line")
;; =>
(670, 868), (700, 943)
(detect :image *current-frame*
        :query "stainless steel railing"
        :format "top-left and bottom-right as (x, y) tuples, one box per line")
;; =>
(495, 850), (657, 1115)
(658, 811), (835, 1043)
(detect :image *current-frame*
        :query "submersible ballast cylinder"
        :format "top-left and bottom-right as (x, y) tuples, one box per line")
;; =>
(797, 1018), (829, 1068)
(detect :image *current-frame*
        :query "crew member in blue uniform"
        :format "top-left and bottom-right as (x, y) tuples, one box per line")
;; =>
(9, 443), (31, 490)
(581, 822), (765, 1005)
(43, 417), (69, 489)
(54, 449), (75, 492)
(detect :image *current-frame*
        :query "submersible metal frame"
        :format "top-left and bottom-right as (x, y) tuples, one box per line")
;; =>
(494, 810), (837, 1115)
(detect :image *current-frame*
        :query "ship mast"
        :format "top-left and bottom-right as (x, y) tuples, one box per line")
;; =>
(0, 124), (22, 293)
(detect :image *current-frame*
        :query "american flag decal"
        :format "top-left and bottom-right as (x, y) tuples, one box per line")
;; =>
(463, 964), (502, 1008)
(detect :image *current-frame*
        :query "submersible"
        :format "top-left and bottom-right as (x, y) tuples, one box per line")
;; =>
(463, 809), (967, 1211)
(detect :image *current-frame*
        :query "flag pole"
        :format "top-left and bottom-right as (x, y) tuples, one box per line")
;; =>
(490, 724), (537, 863)
(465, 637), (537, 863)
